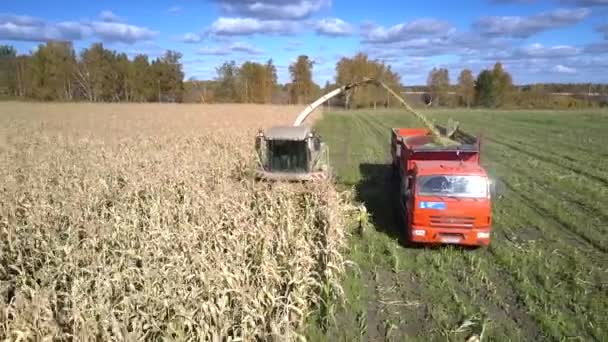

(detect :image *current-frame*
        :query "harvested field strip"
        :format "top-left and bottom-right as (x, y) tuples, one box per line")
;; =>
(435, 110), (608, 159)
(309, 109), (608, 341)
(484, 131), (608, 174)
(487, 136), (608, 186)
(489, 193), (607, 331)
(481, 142), (608, 249)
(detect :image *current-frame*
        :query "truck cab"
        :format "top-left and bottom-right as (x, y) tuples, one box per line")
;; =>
(404, 161), (492, 246)
(391, 128), (494, 246)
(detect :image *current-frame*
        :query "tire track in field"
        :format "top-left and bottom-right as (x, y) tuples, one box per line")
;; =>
(487, 136), (608, 187)
(500, 177), (607, 253)
(356, 112), (392, 158)
(458, 114), (608, 159)
(484, 143), (608, 253)
(488, 196), (606, 341)
(485, 140), (608, 231)
(483, 181), (604, 340)
(487, 132), (608, 176)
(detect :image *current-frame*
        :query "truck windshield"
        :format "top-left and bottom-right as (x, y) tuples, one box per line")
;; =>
(417, 175), (487, 198)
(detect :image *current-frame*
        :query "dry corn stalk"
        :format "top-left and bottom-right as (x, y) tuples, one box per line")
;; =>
(0, 106), (347, 341)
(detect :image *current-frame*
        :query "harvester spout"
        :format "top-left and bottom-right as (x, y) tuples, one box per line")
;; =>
(290, 78), (457, 146)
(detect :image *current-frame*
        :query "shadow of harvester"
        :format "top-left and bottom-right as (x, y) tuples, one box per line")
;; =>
(348, 163), (408, 244)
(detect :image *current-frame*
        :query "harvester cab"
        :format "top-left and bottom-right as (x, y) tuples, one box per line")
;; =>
(254, 79), (375, 182)
(254, 126), (329, 181)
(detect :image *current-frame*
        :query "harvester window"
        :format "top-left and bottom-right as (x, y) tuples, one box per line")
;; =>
(268, 140), (309, 173)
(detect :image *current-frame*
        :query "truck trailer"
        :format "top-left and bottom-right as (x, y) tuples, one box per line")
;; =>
(391, 128), (496, 246)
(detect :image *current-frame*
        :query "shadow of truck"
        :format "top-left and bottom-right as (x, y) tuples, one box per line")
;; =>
(352, 163), (406, 243)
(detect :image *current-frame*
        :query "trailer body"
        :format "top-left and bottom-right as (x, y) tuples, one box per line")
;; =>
(391, 128), (493, 246)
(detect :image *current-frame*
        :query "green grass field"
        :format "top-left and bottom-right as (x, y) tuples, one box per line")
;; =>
(306, 109), (608, 341)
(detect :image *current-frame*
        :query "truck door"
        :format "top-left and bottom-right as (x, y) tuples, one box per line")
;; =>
(405, 175), (415, 225)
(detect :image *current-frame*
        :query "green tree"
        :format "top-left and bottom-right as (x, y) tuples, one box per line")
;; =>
(475, 70), (496, 107)
(131, 54), (154, 102)
(30, 42), (77, 101)
(457, 69), (475, 108)
(427, 67), (450, 106)
(114, 52), (131, 101)
(76, 43), (114, 101)
(492, 62), (513, 107)
(289, 55), (315, 104)
(215, 61), (240, 103)
(0, 45), (17, 97)
(153, 51), (184, 102)
(474, 63), (514, 108)
(237, 60), (278, 103)
(264, 59), (278, 103)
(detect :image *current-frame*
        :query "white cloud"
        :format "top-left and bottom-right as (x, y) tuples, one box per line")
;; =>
(230, 41), (264, 54)
(362, 18), (453, 43)
(209, 17), (296, 35)
(517, 43), (579, 58)
(180, 32), (203, 43)
(362, 29), (513, 58)
(99, 10), (123, 23)
(552, 64), (576, 73)
(212, 0), (329, 20)
(90, 22), (157, 43)
(474, 8), (591, 38)
(197, 41), (264, 55)
(0, 13), (157, 44)
(0, 15), (86, 41)
(0, 14), (44, 26)
(315, 18), (352, 36)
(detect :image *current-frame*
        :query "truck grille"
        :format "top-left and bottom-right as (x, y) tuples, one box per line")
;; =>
(430, 216), (475, 229)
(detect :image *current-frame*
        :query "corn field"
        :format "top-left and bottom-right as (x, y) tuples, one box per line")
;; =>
(0, 103), (346, 340)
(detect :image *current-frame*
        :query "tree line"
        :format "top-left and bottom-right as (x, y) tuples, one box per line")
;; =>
(1, 42), (606, 108)
(0, 42), (184, 102)
(427, 63), (607, 109)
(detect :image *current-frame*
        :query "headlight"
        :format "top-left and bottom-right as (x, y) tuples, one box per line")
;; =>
(413, 229), (425, 236)
(477, 232), (490, 239)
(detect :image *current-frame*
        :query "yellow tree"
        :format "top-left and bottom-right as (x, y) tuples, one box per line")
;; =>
(457, 69), (475, 108)
(335, 53), (401, 108)
(427, 68), (450, 106)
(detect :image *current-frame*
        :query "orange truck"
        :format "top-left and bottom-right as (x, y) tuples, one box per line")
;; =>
(391, 128), (496, 246)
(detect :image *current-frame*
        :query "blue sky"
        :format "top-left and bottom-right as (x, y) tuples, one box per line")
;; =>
(1, 0), (608, 85)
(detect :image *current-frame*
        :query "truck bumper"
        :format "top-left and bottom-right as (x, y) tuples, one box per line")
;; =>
(409, 226), (491, 246)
